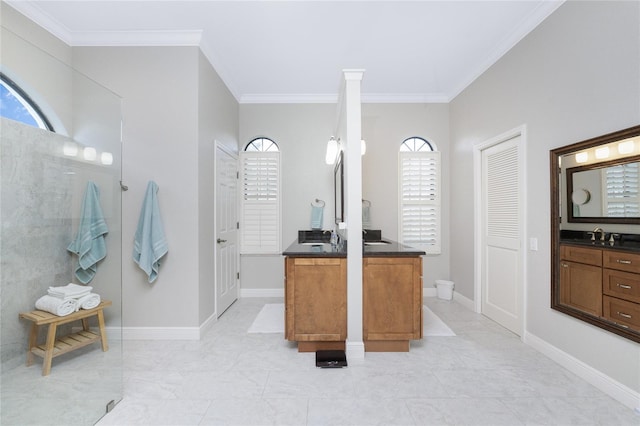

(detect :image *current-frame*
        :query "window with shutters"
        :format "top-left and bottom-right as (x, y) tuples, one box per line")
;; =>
(240, 138), (281, 254)
(399, 137), (441, 254)
(604, 162), (640, 217)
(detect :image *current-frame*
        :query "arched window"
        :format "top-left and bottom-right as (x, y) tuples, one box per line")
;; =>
(398, 136), (441, 253)
(244, 137), (279, 152)
(0, 73), (53, 131)
(400, 136), (434, 152)
(240, 137), (281, 254)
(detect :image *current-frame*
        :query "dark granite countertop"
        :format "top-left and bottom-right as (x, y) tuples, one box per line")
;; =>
(560, 230), (640, 253)
(560, 238), (640, 253)
(283, 239), (425, 257)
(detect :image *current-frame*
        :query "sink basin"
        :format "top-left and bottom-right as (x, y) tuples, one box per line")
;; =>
(299, 242), (332, 246)
(364, 241), (391, 246)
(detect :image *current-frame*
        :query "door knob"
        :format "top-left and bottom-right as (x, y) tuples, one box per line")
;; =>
(217, 238), (227, 244)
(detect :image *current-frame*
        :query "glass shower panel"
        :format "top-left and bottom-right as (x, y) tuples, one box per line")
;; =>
(1, 28), (123, 425)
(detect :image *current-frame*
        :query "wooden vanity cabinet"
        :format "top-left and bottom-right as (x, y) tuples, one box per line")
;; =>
(559, 245), (603, 317)
(284, 257), (347, 352)
(602, 250), (640, 331)
(363, 257), (423, 352)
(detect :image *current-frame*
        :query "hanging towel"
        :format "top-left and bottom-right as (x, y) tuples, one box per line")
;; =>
(48, 283), (92, 299)
(133, 181), (168, 283)
(310, 205), (324, 230)
(76, 293), (101, 310)
(362, 200), (372, 229)
(35, 295), (79, 317)
(67, 182), (108, 284)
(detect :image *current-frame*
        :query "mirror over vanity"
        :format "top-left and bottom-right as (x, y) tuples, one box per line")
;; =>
(551, 125), (640, 343)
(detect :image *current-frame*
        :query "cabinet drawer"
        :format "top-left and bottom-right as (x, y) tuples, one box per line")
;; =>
(603, 268), (640, 304)
(560, 245), (602, 266)
(603, 250), (640, 274)
(603, 295), (640, 331)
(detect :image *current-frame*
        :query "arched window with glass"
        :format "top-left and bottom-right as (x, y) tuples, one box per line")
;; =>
(398, 136), (441, 253)
(0, 73), (53, 131)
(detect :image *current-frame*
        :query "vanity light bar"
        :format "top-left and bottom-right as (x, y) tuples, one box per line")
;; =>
(575, 152), (588, 163)
(618, 140), (635, 154)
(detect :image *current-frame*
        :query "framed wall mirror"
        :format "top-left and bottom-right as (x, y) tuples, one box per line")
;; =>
(550, 125), (640, 343)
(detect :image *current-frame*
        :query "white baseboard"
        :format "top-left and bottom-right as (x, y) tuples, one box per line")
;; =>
(424, 287), (437, 297)
(453, 291), (474, 310)
(524, 331), (640, 411)
(199, 311), (218, 338)
(240, 288), (284, 298)
(346, 341), (365, 359)
(424, 288), (475, 311)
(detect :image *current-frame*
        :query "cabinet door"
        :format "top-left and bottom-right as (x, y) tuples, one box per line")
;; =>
(363, 257), (422, 341)
(285, 258), (346, 342)
(559, 260), (602, 316)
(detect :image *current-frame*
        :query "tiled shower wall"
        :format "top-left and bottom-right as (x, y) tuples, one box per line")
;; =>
(1, 118), (76, 368)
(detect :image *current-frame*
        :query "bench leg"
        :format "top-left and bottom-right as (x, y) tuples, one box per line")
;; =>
(42, 323), (57, 376)
(26, 323), (38, 367)
(97, 309), (109, 352)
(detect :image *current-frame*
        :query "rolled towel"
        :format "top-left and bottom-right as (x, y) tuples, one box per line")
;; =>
(35, 295), (79, 317)
(76, 293), (101, 310)
(48, 283), (92, 299)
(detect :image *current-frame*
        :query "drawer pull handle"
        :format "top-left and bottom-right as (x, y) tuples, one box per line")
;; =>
(616, 311), (632, 319)
(561, 263), (569, 268)
(616, 283), (632, 289)
(615, 323), (630, 329)
(616, 259), (632, 265)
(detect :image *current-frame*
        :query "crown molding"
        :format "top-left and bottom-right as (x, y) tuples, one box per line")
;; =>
(239, 92), (450, 104)
(70, 30), (202, 47)
(6, 0), (74, 44)
(239, 93), (339, 104)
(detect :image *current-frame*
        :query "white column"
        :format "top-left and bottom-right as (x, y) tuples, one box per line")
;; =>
(342, 69), (365, 359)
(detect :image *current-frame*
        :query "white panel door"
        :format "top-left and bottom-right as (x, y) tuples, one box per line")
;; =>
(216, 144), (239, 317)
(481, 135), (523, 335)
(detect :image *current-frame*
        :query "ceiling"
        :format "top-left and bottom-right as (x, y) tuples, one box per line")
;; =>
(6, 1), (564, 103)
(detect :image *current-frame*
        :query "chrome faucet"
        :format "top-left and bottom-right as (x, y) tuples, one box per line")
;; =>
(591, 227), (605, 242)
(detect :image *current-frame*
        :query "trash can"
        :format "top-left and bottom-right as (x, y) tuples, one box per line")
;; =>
(435, 280), (454, 300)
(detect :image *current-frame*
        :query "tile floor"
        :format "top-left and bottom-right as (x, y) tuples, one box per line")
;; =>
(93, 297), (639, 426)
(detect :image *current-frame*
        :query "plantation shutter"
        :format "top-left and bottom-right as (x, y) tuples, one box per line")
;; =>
(604, 162), (640, 217)
(399, 151), (441, 253)
(240, 151), (281, 254)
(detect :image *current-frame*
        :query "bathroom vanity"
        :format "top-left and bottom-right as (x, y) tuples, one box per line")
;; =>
(559, 237), (640, 332)
(283, 235), (425, 352)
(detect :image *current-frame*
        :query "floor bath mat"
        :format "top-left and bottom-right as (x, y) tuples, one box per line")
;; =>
(248, 303), (284, 333)
(423, 306), (456, 336)
(248, 303), (456, 336)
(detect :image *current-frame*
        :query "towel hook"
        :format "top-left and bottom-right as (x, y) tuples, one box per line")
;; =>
(120, 181), (128, 191)
(312, 198), (325, 207)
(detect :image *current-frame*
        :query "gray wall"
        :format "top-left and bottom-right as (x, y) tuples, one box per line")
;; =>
(449, 0), (640, 392)
(73, 45), (239, 328)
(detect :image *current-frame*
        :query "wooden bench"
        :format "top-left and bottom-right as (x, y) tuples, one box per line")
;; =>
(19, 300), (111, 376)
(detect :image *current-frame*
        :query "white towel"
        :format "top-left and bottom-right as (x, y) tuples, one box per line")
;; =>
(48, 283), (92, 299)
(35, 295), (79, 317)
(76, 293), (101, 310)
